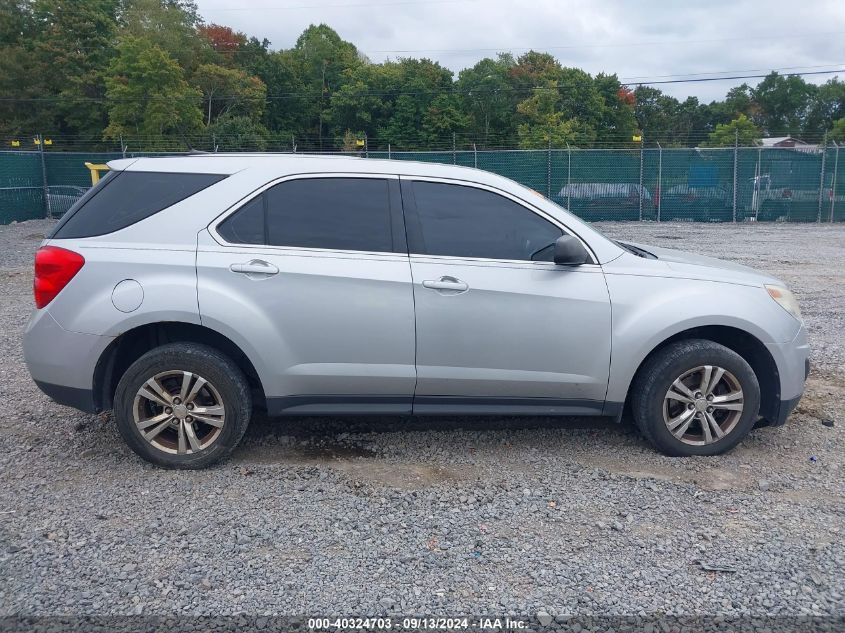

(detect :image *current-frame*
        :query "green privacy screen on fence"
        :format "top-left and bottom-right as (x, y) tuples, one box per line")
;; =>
(2, 147), (844, 225)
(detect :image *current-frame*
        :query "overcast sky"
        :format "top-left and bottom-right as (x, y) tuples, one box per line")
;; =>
(194, 0), (845, 102)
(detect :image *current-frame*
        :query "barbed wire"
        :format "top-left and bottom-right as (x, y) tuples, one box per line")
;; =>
(0, 133), (837, 153)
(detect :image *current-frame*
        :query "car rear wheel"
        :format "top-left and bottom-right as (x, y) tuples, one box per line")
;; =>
(631, 339), (761, 456)
(114, 343), (252, 469)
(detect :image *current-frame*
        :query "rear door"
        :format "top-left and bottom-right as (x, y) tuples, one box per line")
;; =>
(402, 177), (612, 414)
(197, 174), (416, 414)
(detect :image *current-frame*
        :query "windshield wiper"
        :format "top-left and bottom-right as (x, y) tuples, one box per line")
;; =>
(615, 241), (657, 259)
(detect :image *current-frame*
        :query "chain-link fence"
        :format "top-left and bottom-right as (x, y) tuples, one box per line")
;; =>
(1, 145), (843, 225)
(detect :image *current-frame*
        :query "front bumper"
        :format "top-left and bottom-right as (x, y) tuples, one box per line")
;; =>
(764, 324), (810, 427)
(23, 309), (114, 414)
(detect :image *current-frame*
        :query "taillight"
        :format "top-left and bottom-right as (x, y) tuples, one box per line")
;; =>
(33, 246), (85, 309)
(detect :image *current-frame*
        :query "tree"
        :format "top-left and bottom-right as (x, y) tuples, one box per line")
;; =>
(704, 114), (761, 147)
(634, 86), (680, 145)
(104, 36), (203, 143)
(26, 0), (121, 137)
(455, 54), (515, 147)
(422, 94), (469, 146)
(119, 0), (214, 72)
(0, 0), (36, 135)
(292, 24), (363, 147)
(593, 73), (638, 145)
(376, 58), (455, 149)
(193, 63), (266, 125)
(710, 84), (754, 125)
(207, 114), (269, 151)
(804, 79), (845, 138)
(515, 82), (581, 148)
(831, 118), (845, 143)
(253, 49), (307, 137)
(751, 72), (815, 136)
(197, 23), (246, 66)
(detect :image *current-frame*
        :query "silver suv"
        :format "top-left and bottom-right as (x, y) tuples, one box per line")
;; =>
(23, 155), (809, 469)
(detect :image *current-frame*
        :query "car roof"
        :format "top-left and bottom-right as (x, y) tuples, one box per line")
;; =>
(108, 153), (495, 181)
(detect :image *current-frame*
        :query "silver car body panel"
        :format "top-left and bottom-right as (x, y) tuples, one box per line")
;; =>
(602, 252), (808, 407)
(23, 154), (808, 425)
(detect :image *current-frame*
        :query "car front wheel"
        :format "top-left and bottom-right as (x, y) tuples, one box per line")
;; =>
(114, 343), (252, 469)
(631, 339), (761, 456)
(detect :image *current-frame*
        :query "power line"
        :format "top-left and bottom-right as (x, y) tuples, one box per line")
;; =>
(619, 63), (845, 82)
(628, 68), (845, 86)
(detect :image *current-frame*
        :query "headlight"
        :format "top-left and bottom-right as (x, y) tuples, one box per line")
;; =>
(765, 284), (802, 321)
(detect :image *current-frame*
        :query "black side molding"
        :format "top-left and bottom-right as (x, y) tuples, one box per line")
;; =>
(266, 395), (615, 418)
(266, 395), (412, 416)
(412, 396), (607, 416)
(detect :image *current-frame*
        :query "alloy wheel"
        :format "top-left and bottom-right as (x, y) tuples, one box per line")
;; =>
(132, 370), (226, 455)
(662, 365), (744, 446)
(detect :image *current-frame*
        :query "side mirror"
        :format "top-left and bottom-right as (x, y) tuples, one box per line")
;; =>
(553, 235), (589, 265)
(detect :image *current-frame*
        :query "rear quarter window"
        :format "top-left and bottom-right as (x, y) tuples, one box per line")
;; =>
(50, 171), (227, 239)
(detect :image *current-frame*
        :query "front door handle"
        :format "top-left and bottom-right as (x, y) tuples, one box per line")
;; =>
(422, 276), (468, 292)
(229, 260), (279, 276)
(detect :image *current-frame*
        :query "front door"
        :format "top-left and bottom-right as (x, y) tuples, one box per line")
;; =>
(197, 174), (416, 414)
(401, 178), (612, 414)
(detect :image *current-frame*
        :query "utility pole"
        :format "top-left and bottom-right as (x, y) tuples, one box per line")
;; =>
(452, 132), (456, 165)
(547, 137), (552, 199)
(473, 143), (477, 169)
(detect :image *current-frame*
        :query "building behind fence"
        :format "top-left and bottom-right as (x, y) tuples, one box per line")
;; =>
(1, 145), (843, 225)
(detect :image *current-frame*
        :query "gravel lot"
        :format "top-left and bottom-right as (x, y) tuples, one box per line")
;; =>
(1, 219), (843, 625)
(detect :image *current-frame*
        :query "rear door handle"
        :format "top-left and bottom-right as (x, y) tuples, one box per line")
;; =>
(229, 260), (279, 276)
(422, 276), (468, 292)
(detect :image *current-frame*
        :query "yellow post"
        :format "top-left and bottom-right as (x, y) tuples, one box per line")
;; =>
(84, 162), (110, 185)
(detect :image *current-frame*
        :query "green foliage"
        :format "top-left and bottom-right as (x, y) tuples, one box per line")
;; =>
(831, 118), (845, 143)
(751, 72), (816, 137)
(0, 5), (841, 151)
(29, 0), (120, 136)
(804, 79), (845, 138)
(119, 0), (213, 71)
(705, 114), (762, 147)
(208, 115), (269, 151)
(515, 83), (580, 149)
(193, 63), (266, 125)
(593, 73), (638, 145)
(455, 54), (515, 147)
(104, 36), (203, 142)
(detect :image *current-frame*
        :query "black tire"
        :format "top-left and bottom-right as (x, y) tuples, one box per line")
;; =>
(114, 343), (252, 469)
(630, 339), (761, 457)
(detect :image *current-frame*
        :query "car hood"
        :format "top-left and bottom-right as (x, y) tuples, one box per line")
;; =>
(625, 242), (783, 286)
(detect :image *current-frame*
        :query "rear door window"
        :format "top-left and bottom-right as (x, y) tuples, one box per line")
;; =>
(217, 177), (403, 253)
(266, 178), (394, 252)
(217, 195), (264, 245)
(51, 171), (226, 239)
